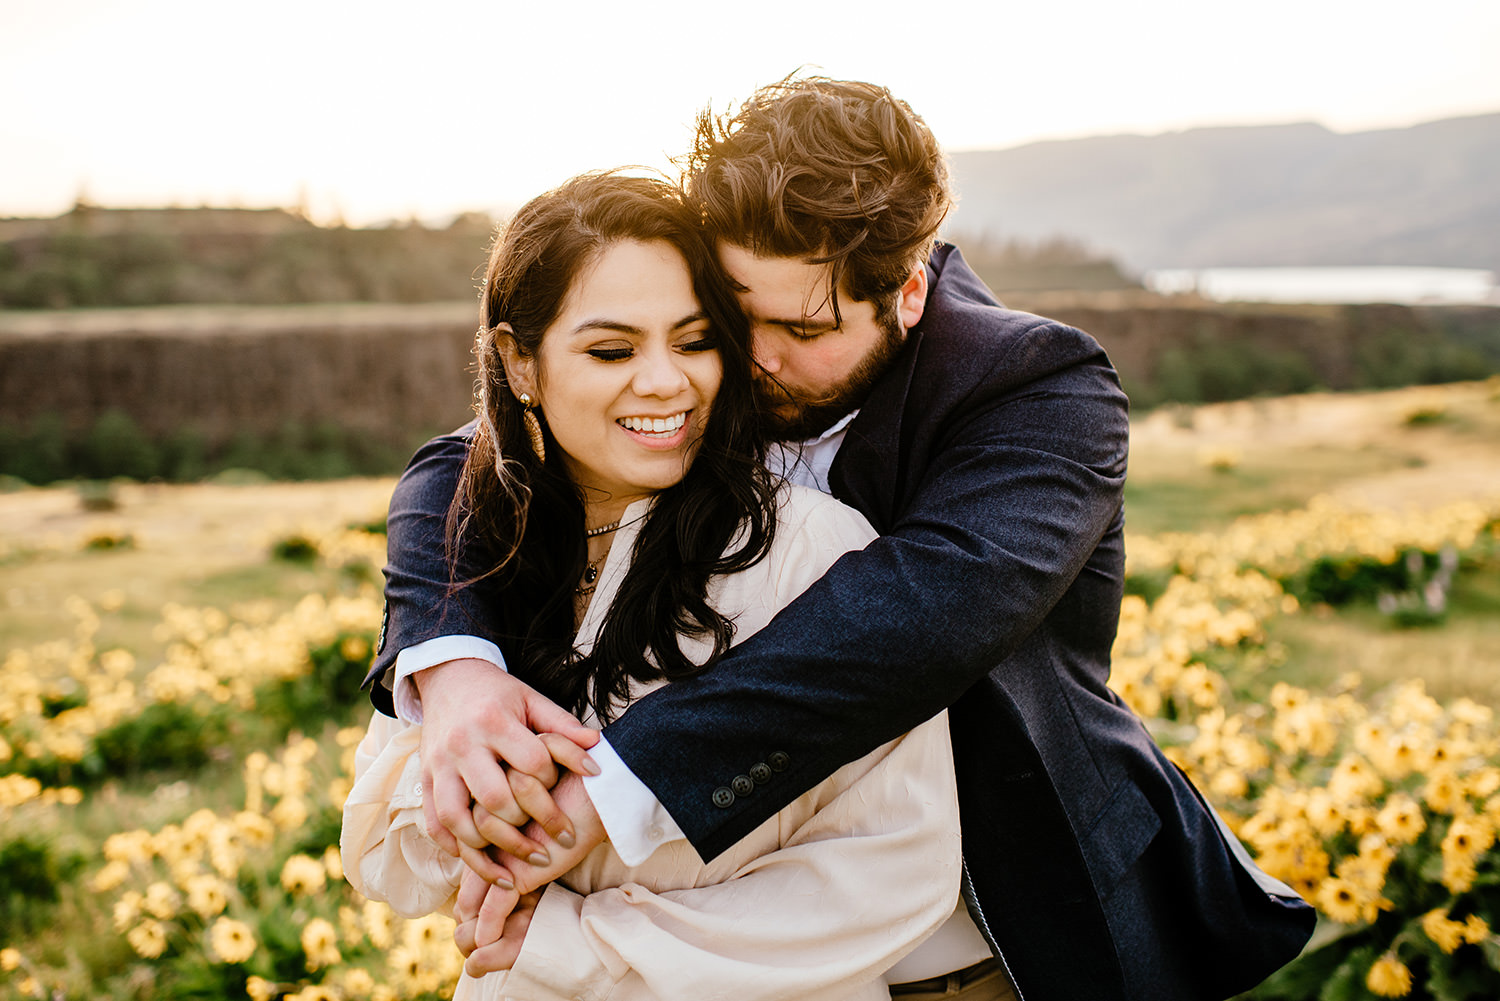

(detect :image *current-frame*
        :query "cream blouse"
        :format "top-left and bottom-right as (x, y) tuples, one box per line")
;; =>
(342, 484), (962, 1001)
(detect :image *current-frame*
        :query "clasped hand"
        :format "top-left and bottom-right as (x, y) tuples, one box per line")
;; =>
(414, 660), (606, 976)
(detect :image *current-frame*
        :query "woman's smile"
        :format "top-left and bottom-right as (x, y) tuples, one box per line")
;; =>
(617, 410), (692, 445)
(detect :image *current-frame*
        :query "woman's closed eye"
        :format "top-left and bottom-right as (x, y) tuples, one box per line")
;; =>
(678, 332), (718, 353)
(587, 345), (634, 361)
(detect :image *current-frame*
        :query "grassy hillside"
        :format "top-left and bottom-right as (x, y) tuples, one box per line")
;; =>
(2, 381), (1499, 1000)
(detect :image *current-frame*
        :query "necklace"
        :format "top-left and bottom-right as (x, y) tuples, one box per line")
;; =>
(577, 554), (605, 595)
(585, 520), (620, 538)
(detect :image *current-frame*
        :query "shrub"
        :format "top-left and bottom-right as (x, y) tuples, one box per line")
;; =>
(80, 410), (160, 481)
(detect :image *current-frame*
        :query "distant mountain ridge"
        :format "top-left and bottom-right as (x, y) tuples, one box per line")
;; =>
(945, 112), (1500, 274)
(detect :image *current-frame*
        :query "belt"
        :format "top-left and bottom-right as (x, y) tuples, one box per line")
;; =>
(889, 957), (1004, 995)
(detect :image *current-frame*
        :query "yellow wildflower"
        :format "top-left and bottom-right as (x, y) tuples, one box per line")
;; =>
(363, 900), (395, 949)
(1423, 766), (1466, 815)
(1421, 908), (1467, 953)
(1468, 766), (1500, 799)
(301, 917), (341, 970)
(280, 854), (328, 896)
(0, 947), (21, 971)
(103, 829), (154, 865)
(143, 881), (181, 920)
(246, 975), (278, 1001)
(234, 810), (275, 845)
(1375, 794), (1426, 844)
(112, 891), (143, 932)
(1314, 878), (1363, 924)
(208, 917), (257, 964)
(270, 795), (309, 831)
(185, 874), (230, 917)
(127, 919), (169, 959)
(1443, 815), (1495, 860)
(1464, 914), (1490, 944)
(323, 844), (344, 882)
(339, 967), (376, 998)
(1329, 754), (1383, 801)
(1366, 953), (1413, 997)
(90, 859), (131, 893)
(1209, 768), (1248, 801)
(1302, 789), (1344, 838)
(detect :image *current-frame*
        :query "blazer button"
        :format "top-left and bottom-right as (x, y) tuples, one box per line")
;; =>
(712, 787), (735, 809)
(731, 774), (755, 797)
(768, 751), (790, 771)
(749, 762), (772, 784)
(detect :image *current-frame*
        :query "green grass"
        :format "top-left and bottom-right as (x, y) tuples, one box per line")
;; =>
(1123, 444), (1420, 535)
(1262, 559), (1500, 705)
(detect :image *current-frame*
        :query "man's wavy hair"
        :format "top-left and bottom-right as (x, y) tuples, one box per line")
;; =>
(685, 75), (953, 320)
(449, 172), (777, 722)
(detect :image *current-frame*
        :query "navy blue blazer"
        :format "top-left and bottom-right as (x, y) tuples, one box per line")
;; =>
(367, 244), (1313, 1000)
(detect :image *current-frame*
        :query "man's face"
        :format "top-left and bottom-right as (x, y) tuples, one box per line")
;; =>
(718, 242), (927, 440)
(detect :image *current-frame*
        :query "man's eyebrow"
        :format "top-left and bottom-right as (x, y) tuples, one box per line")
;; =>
(570, 312), (709, 335)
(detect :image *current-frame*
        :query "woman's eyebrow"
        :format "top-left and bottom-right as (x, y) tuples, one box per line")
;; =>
(571, 312), (709, 335)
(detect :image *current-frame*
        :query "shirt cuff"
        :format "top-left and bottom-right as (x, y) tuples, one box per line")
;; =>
(583, 735), (687, 865)
(391, 635), (507, 724)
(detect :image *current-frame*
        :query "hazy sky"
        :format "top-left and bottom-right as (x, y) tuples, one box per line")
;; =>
(4, 0), (1498, 225)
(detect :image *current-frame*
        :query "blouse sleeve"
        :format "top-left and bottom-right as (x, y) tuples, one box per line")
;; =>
(339, 711), (464, 918)
(501, 712), (960, 1001)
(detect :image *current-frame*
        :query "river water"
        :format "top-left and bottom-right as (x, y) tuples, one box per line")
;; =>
(1144, 266), (1497, 305)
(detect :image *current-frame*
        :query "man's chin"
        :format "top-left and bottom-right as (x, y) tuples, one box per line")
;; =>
(760, 402), (845, 442)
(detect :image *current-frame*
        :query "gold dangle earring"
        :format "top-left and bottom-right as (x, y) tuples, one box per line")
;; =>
(518, 393), (546, 463)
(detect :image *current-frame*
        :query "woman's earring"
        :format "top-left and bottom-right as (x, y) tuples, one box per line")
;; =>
(519, 393), (545, 463)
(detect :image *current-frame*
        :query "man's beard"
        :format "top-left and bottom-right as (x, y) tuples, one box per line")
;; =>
(755, 310), (906, 441)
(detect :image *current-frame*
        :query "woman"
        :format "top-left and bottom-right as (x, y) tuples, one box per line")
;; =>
(341, 173), (961, 1001)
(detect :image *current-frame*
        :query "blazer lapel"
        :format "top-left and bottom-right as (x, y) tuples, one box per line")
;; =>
(828, 322), (925, 533)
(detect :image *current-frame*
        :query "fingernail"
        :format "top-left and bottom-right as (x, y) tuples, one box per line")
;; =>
(528, 851), (550, 867)
(493, 876), (515, 891)
(581, 754), (601, 776)
(556, 830), (576, 849)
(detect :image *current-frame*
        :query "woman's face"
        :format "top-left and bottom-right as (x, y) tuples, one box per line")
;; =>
(510, 239), (722, 521)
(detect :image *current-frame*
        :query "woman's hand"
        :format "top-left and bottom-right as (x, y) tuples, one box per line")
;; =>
(454, 868), (541, 976)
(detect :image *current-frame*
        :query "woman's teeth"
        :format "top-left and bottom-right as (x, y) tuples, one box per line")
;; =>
(619, 413), (687, 435)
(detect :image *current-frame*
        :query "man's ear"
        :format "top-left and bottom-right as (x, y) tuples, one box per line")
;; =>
(494, 323), (539, 402)
(897, 264), (928, 331)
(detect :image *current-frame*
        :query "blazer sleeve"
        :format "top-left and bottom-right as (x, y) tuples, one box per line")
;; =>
(362, 425), (502, 716)
(498, 714), (960, 1001)
(603, 320), (1130, 860)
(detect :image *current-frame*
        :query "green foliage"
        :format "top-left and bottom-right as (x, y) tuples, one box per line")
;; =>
(83, 528), (137, 550)
(90, 702), (233, 781)
(1149, 338), (1320, 406)
(269, 533), (321, 564)
(0, 835), (82, 937)
(256, 631), (373, 735)
(1292, 555), (1414, 607)
(0, 208), (490, 309)
(0, 414), (421, 486)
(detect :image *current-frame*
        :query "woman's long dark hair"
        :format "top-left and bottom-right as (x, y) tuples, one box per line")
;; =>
(448, 172), (777, 722)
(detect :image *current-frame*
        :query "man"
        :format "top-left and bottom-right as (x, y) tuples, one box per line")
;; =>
(366, 77), (1314, 1000)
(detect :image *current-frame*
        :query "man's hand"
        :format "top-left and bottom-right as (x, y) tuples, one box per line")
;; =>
(453, 868), (539, 976)
(415, 659), (599, 884)
(485, 769), (606, 896)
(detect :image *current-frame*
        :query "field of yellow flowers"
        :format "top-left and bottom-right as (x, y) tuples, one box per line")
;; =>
(2, 380), (1499, 1001)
